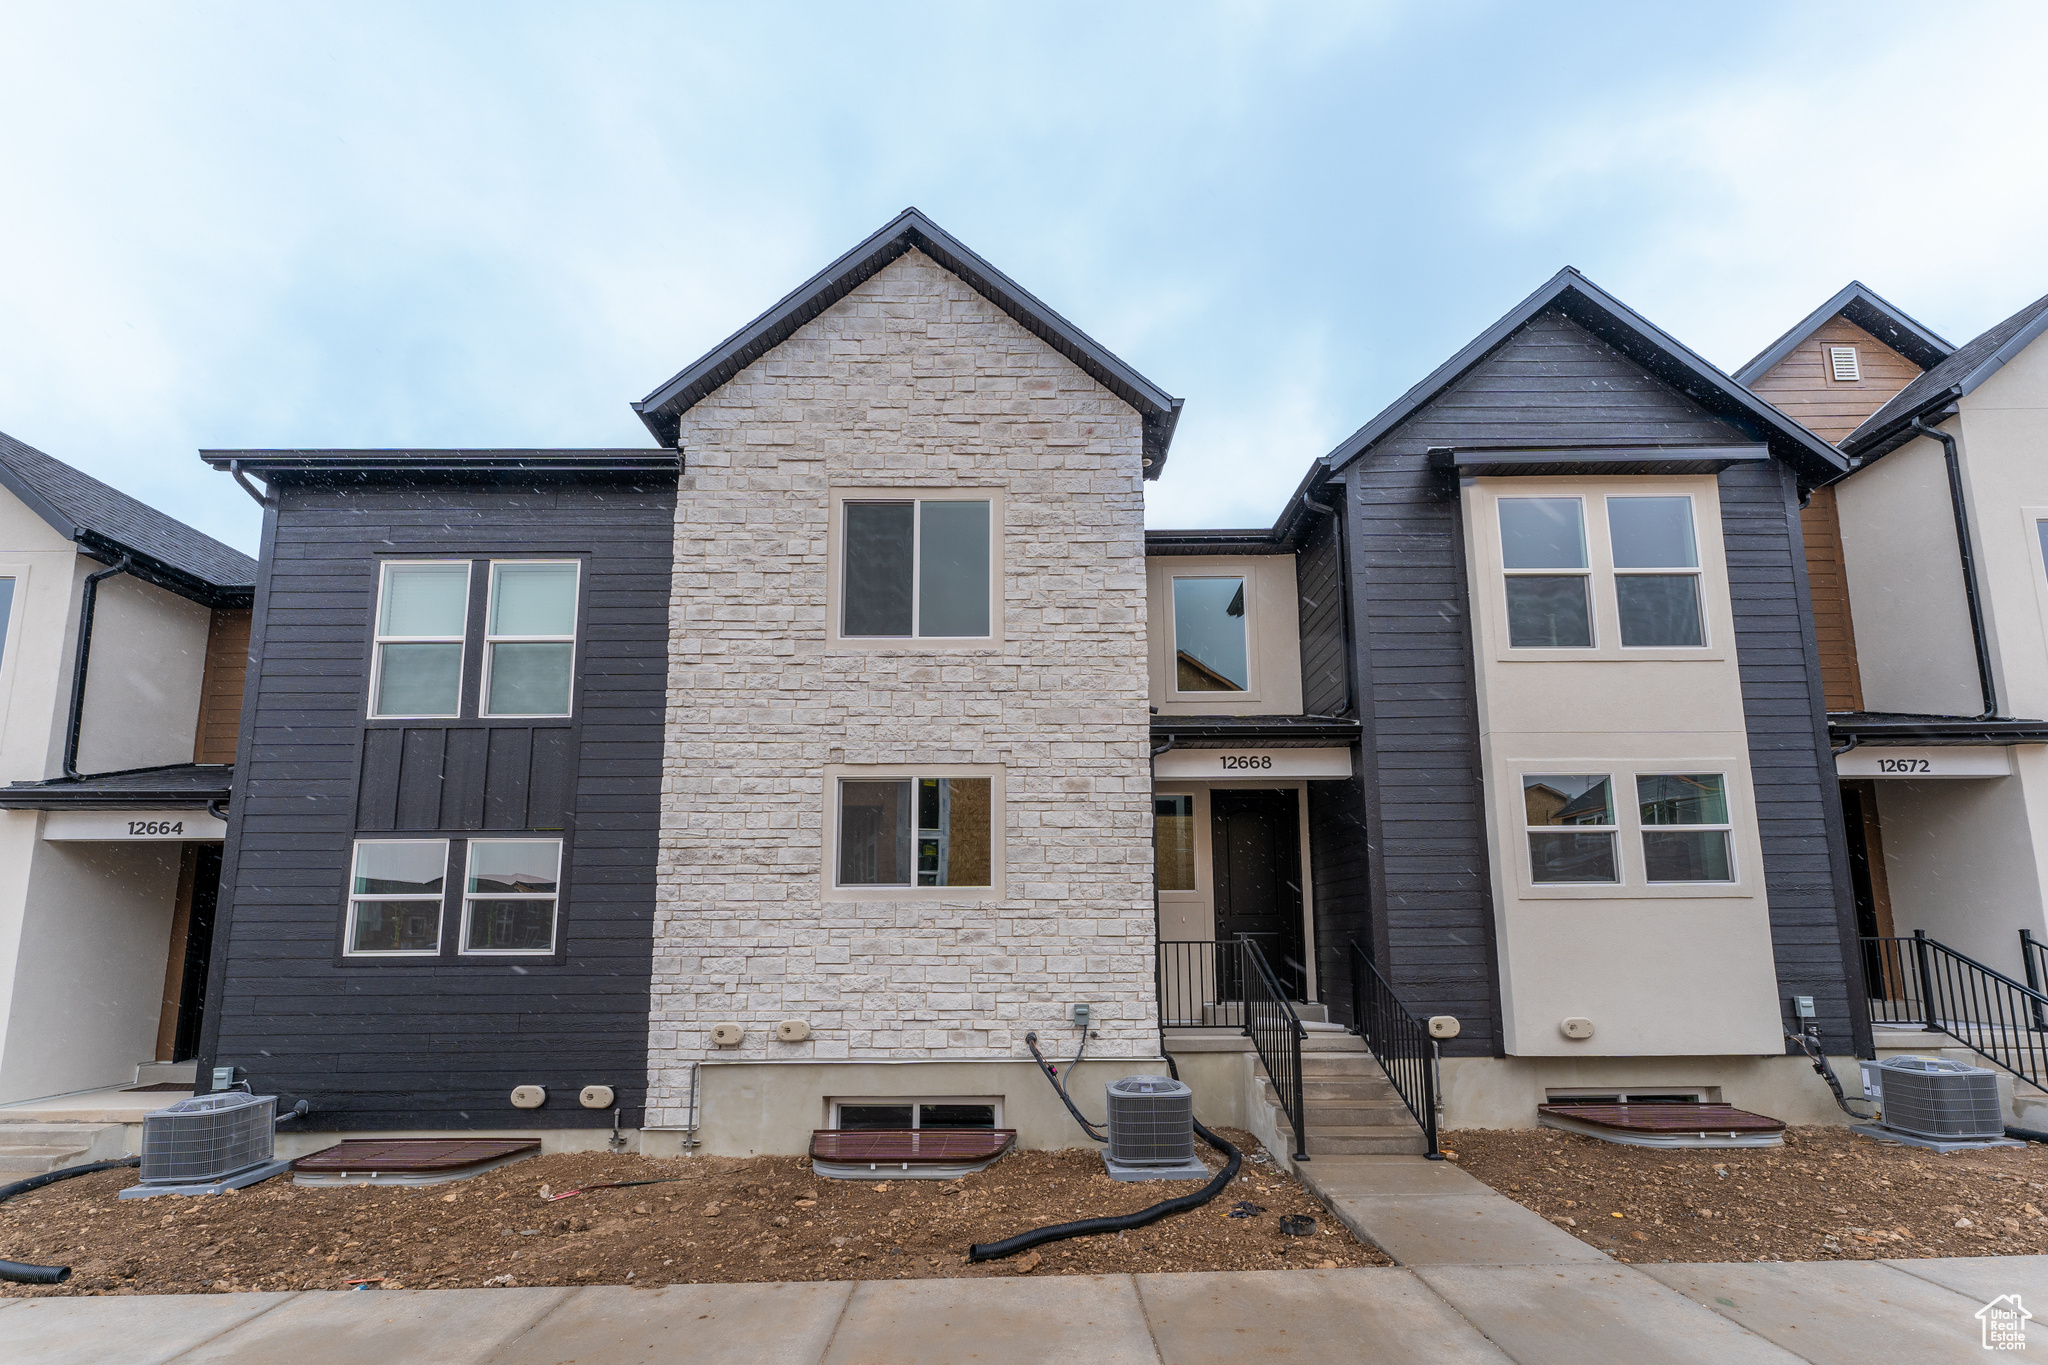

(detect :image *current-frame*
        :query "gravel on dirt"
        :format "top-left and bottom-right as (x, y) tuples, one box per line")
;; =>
(1445, 1124), (2048, 1262)
(0, 1128), (1386, 1296)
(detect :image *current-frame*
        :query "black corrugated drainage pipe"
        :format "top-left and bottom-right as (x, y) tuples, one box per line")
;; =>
(61, 553), (134, 780)
(968, 1041), (1242, 1262)
(1912, 416), (1999, 720)
(0, 1158), (140, 1283)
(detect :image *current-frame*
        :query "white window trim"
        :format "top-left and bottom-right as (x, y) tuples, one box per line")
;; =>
(1502, 758), (1758, 900)
(1521, 773), (1620, 887)
(822, 762), (1006, 902)
(826, 487), (1005, 651)
(368, 559), (471, 720)
(1635, 774), (1736, 887)
(480, 559), (580, 719)
(1473, 476), (1731, 664)
(343, 838), (448, 957)
(1499, 494), (1598, 649)
(1167, 573), (1257, 700)
(459, 838), (563, 956)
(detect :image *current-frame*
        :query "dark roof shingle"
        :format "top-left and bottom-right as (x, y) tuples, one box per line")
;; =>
(1843, 291), (2048, 454)
(0, 430), (254, 601)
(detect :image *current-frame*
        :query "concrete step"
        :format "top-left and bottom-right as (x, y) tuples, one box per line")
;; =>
(1301, 1034), (1372, 1053)
(1296, 1054), (1392, 1077)
(1303, 1125), (1432, 1156)
(0, 1119), (130, 1174)
(1303, 1102), (1419, 1127)
(1257, 1074), (1401, 1103)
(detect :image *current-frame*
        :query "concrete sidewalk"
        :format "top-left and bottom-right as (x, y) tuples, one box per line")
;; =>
(5, 1258), (2044, 1364)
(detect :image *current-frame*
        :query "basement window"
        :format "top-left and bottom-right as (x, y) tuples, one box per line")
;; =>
(1827, 345), (1861, 382)
(831, 1099), (1000, 1129)
(1545, 1090), (1707, 1106)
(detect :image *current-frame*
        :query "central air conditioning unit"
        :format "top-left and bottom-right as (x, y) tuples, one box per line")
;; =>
(130, 1092), (285, 1195)
(1861, 1056), (2004, 1141)
(1101, 1075), (1207, 1181)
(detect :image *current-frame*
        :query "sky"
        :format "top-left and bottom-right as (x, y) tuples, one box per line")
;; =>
(4, 2), (2048, 556)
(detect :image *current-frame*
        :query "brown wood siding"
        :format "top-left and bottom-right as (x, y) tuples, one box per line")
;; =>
(1800, 485), (1864, 711)
(1747, 317), (1924, 443)
(193, 608), (251, 764)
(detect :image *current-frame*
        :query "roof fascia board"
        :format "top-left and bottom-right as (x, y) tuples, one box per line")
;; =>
(200, 450), (679, 478)
(1733, 281), (1953, 383)
(1323, 268), (1848, 485)
(630, 208), (1181, 473)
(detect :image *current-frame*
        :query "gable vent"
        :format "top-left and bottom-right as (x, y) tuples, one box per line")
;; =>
(1828, 345), (1861, 382)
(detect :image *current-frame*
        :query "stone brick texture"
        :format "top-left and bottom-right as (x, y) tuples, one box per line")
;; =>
(648, 250), (1155, 1127)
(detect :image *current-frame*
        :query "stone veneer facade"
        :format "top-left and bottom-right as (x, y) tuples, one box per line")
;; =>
(646, 249), (1156, 1128)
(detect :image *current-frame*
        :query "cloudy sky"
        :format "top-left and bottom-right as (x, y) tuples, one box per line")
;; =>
(4, 2), (2045, 554)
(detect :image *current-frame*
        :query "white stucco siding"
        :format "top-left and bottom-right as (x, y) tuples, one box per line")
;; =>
(0, 836), (181, 1104)
(1953, 337), (2048, 721)
(1463, 475), (1783, 1058)
(648, 249), (1154, 1129)
(1836, 436), (1983, 716)
(1875, 750), (2048, 972)
(70, 570), (209, 775)
(0, 487), (87, 785)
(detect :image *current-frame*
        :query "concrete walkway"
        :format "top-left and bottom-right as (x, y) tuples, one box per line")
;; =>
(1293, 1153), (1607, 1266)
(5, 1258), (2045, 1364)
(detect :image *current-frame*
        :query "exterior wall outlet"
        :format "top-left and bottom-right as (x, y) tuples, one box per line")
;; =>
(1559, 1017), (1595, 1041)
(579, 1084), (615, 1109)
(1072, 1003), (1091, 1030)
(775, 1019), (811, 1043)
(211, 1066), (236, 1092)
(1791, 995), (1815, 1020)
(1427, 1015), (1461, 1040)
(510, 1085), (547, 1109)
(710, 1022), (744, 1048)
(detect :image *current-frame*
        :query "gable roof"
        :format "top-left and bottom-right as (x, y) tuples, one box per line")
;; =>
(0, 429), (255, 606)
(1321, 267), (1849, 487)
(631, 207), (1184, 476)
(1842, 289), (2048, 458)
(1733, 280), (1952, 385)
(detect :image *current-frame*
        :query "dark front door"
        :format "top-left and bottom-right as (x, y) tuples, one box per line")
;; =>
(1212, 788), (1306, 999)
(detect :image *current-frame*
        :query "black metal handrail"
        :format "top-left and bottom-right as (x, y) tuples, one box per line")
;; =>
(1157, 940), (1230, 1029)
(1864, 932), (2048, 1091)
(1346, 940), (1441, 1160)
(1237, 936), (1309, 1161)
(2022, 931), (2048, 1030)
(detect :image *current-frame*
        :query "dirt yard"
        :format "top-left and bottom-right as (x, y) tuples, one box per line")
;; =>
(0, 1128), (1386, 1296)
(1445, 1125), (2048, 1262)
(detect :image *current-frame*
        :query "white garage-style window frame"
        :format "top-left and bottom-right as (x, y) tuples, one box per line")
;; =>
(344, 839), (449, 956)
(461, 838), (563, 955)
(1475, 477), (1730, 664)
(482, 560), (580, 718)
(823, 762), (1005, 901)
(1513, 763), (1749, 897)
(827, 1096), (1003, 1130)
(828, 488), (1004, 649)
(369, 561), (471, 719)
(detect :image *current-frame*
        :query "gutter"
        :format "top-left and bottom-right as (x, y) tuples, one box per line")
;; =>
(61, 554), (133, 780)
(1911, 416), (2000, 721)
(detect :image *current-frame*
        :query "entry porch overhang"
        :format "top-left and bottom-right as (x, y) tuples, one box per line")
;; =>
(0, 763), (233, 832)
(1829, 711), (2048, 748)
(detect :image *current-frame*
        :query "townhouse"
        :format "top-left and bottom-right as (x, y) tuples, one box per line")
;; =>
(0, 431), (253, 1105)
(1741, 284), (2048, 1005)
(173, 213), (1885, 1163)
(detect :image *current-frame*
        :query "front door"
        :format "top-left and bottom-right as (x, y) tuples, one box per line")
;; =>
(1211, 788), (1306, 998)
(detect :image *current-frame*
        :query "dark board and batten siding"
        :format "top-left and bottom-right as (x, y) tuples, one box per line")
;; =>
(1319, 308), (1864, 1056)
(1294, 503), (1350, 720)
(198, 478), (675, 1130)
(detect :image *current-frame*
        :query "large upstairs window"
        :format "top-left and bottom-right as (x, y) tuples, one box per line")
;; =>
(372, 562), (469, 718)
(841, 498), (992, 639)
(1172, 577), (1249, 691)
(369, 558), (581, 719)
(1498, 493), (1708, 651)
